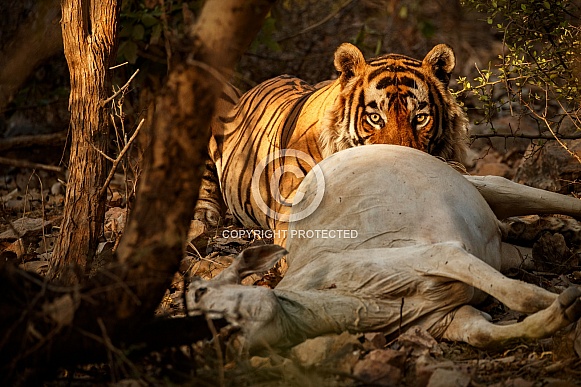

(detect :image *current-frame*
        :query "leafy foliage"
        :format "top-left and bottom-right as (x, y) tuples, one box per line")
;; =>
(118, 0), (282, 65)
(457, 0), (581, 135)
(118, 0), (204, 65)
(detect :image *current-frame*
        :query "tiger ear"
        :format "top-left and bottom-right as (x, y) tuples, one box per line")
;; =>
(423, 44), (456, 87)
(334, 43), (366, 82)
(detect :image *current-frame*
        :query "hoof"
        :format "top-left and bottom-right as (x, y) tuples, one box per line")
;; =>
(558, 286), (581, 322)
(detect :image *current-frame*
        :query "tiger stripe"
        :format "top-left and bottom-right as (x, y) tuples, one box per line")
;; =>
(195, 43), (469, 243)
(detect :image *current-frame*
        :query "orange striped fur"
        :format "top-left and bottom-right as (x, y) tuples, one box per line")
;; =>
(195, 43), (469, 236)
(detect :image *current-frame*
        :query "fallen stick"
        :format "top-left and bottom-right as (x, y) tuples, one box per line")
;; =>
(0, 156), (63, 173)
(0, 131), (67, 152)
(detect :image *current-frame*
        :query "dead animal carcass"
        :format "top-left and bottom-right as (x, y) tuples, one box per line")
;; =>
(188, 145), (581, 352)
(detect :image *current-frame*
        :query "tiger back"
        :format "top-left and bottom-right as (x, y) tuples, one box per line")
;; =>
(197, 43), (469, 239)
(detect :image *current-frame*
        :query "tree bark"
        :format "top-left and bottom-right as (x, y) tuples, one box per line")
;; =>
(0, 0), (274, 378)
(114, 0), (275, 322)
(0, 0), (62, 114)
(48, 0), (120, 284)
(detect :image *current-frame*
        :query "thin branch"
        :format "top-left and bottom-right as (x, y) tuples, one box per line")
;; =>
(0, 156), (63, 173)
(501, 21), (515, 117)
(555, 99), (581, 132)
(100, 69), (140, 107)
(91, 144), (116, 162)
(543, 119), (581, 164)
(98, 118), (145, 198)
(109, 61), (129, 70)
(277, 0), (354, 42)
(95, 318), (141, 379)
(187, 241), (204, 260)
(521, 86), (581, 164)
(206, 317), (225, 387)
(471, 131), (581, 140)
(0, 131), (67, 152)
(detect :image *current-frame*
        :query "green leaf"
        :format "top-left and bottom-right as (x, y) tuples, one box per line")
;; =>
(132, 24), (145, 41)
(398, 5), (408, 19)
(141, 13), (158, 28)
(118, 41), (138, 64)
(150, 24), (162, 45)
(119, 24), (133, 38)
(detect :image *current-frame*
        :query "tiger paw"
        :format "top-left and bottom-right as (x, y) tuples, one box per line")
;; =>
(194, 205), (221, 228)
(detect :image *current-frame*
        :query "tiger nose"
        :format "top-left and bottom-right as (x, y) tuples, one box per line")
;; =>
(382, 122), (419, 149)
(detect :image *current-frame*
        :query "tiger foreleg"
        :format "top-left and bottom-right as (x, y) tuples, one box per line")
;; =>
(194, 158), (224, 227)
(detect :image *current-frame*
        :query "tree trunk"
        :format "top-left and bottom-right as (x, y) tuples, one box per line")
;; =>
(114, 0), (275, 321)
(0, 0), (274, 378)
(48, 0), (120, 284)
(0, 0), (62, 114)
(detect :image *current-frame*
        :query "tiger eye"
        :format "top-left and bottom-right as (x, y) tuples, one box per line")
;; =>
(368, 113), (382, 125)
(415, 113), (429, 126)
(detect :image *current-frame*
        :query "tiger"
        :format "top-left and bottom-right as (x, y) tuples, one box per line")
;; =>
(195, 42), (469, 243)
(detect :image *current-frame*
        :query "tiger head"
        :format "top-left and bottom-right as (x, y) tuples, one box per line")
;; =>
(320, 43), (469, 163)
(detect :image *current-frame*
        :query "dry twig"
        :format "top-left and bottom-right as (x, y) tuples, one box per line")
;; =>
(0, 156), (63, 173)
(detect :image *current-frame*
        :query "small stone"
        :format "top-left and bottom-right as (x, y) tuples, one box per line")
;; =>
(51, 182), (63, 195)
(426, 368), (471, 387)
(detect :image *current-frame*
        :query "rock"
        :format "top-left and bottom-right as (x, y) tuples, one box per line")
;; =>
(468, 146), (524, 179)
(473, 161), (512, 177)
(398, 326), (443, 357)
(426, 368), (471, 387)
(414, 354), (456, 387)
(504, 215), (581, 247)
(0, 217), (52, 240)
(514, 140), (581, 194)
(353, 349), (405, 386)
(290, 332), (362, 372)
(488, 377), (534, 387)
(249, 356), (271, 368)
(104, 207), (127, 237)
(532, 233), (577, 273)
(50, 181), (63, 195)
(538, 378), (578, 387)
(363, 332), (387, 350)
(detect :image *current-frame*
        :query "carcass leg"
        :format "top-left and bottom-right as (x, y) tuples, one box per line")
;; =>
(442, 287), (581, 348)
(465, 175), (581, 219)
